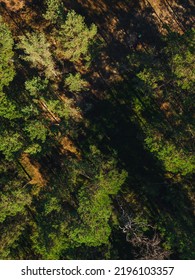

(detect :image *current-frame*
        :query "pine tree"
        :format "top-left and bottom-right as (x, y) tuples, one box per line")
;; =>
(43, 0), (63, 23)
(56, 10), (97, 62)
(65, 73), (88, 92)
(17, 32), (57, 79)
(0, 16), (15, 91)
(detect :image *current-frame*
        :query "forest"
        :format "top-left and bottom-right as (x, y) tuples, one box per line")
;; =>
(0, 0), (194, 260)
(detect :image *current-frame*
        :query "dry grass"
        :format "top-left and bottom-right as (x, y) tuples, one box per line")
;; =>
(147, 0), (184, 34)
(77, 0), (108, 14)
(0, 0), (25, 12)
(59, 136), (81, 158)
(20, 153), (47, 191)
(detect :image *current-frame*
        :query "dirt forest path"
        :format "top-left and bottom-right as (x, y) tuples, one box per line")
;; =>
(147, 0), (194, 33)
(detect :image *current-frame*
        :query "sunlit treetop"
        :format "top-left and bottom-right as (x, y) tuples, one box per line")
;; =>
(57, 10), (97, 62)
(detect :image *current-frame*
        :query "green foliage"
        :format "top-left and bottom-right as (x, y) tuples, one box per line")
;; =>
(131, 28), (195, 177)
(65, 73), (88, 92)
(24, 120), (48, 143)
(57, 10), (97, 62)
(46, 99), (71, 119)
(0, 161), (29, 259)
(0, 131), (23, 160)
(0, 217), (27, 259)
(0, 2), (194, 261)
(166, 29), (195, 91)
(25, 77), (49, 97)
(23, 120), (48, 155)
(30, 220), (69, 259)
(0, 188), (31, 223)
(0, 17), (15, 91)
(24, 143), (42, 155)
(44, 197), (61, 215)
(43, 0), (63, 23)
(0, 93), (21, 119)
(137, 68), (164, 90)
(17, 32), (56, 79)
(145, 135), (195, 176)
(70, 156), (127, 247)
(173, 50), (194, 90)
(21, 104), (39, 119)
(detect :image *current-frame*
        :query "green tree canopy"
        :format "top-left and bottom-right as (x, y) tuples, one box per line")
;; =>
(0, 131), (23, 160)
(65, 73), (88, 92)
(43, 0), (63, 23)
(69, 150), (128, 247)
(0, 17), (15, 91)
(17, 32), (57, 79)
(0, 93), (21, 120)
(57, 10), (97, 62)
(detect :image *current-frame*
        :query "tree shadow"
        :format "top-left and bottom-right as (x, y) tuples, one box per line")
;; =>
(80, 79), (195, 257)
